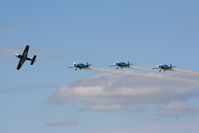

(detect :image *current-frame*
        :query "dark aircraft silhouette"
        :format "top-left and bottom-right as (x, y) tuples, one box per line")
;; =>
(15, 45), (37, 70)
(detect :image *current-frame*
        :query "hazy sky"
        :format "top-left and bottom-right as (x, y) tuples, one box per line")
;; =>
(1, 0), (199, 133)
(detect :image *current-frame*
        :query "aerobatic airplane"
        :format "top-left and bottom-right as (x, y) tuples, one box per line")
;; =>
(110, 61), (133, 69)
(68, 62), (91, 70)
(152, 64), (175, 72)
(15, 45), (37, 70)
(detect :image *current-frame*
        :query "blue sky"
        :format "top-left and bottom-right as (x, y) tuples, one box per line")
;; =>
(1, 0), (199, 133)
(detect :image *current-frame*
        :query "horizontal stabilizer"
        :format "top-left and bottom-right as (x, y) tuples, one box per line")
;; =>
(31, 55), (37, 65)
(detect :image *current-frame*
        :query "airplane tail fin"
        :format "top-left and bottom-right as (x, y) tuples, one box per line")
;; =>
(170, 64), (176, 68)
(128, 61), (133, 65)
(31, 55), (37, 65)
(87, 62), (91, 66)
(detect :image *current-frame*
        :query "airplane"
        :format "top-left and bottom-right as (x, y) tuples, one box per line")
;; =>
(152, 64), (176, 72)
(110, 61), (133, 69)
(15, 45), (37, 70)
(68, 62), (91, 70)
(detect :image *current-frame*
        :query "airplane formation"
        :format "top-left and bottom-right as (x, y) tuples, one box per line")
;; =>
(15, 45), (176, 72)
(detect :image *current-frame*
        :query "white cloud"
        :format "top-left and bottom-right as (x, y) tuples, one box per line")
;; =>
(158, 101), (199, 116)
(46, 120), (79, 127)
(0, 85), (59, 93)
(82, 104), (125, 111)
(0, 47), (19, 60)
(90, 122), (199, 133)
(50, 74), (199, 113)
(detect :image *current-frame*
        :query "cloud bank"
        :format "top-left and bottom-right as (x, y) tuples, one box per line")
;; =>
(46, 120), (79, 127)
(158, 101), (199, 116)
(0, 85), (59, 93)
(51, 74), (199, 114)
(90, 122), (199, 133)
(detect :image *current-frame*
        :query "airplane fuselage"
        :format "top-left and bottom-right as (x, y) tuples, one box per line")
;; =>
(16, 54), (32, 61)
(74, 63), (90, 70)
(158, 64), (173, 71)
(115, 62), (130, 69)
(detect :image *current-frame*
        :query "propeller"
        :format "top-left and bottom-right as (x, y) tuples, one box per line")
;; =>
(15, 53), (19, 57)
(113, 60), (119, 65)
(73, 62), (77, 67)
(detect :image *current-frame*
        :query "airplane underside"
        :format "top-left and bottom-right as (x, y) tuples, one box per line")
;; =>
(16, 45), (37, 70)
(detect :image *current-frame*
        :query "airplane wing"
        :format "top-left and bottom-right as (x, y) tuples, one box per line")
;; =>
(17, 58), (26, 70)
(22, 45), (29, 58)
